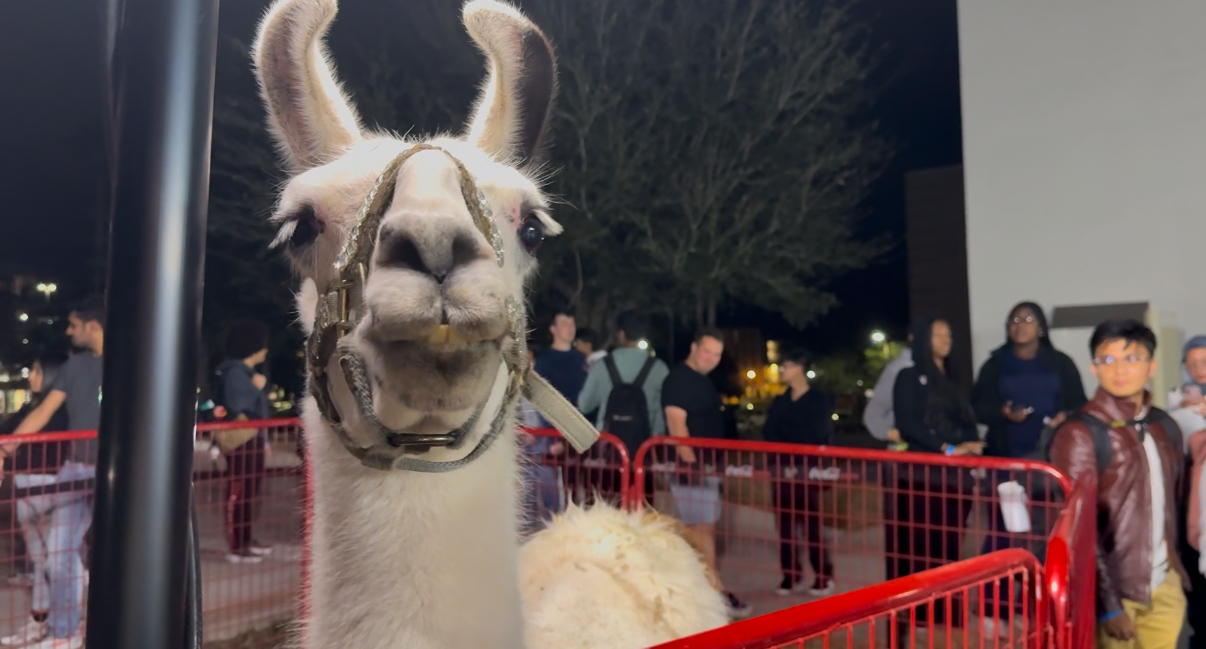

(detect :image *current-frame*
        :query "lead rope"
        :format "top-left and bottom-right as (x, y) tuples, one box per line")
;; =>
(307, 144), (599, 473)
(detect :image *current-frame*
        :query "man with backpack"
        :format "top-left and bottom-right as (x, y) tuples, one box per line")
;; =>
(1049, 320), (1188, 649)
(577, 310), (669, 457)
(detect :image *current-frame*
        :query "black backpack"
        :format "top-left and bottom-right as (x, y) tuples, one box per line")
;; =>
(602, 354), (658, 457)
(1030, 406), (1181, 474)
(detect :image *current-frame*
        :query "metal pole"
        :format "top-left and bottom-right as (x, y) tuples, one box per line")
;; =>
(88, 0), (220, 646)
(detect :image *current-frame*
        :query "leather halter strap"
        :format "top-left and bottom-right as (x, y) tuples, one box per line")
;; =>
(303, 144), (598, 472)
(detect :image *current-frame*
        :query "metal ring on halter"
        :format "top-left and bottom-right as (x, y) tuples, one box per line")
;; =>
(305, 144), (526, 472)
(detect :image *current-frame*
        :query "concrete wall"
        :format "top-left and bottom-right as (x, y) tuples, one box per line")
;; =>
(957, 0), (1206, 396)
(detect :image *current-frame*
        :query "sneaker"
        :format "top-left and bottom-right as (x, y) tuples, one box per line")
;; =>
(808, 577), (836, 597)
(775, 575), (803, 596)
(724, 592), (753, 620)
(225, 551), (264, 564)
(248, 541), (274, 557)
(28, 634), (82, 649)
(1, 617), (48, 646)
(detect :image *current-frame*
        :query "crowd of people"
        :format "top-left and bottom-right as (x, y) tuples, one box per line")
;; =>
(0, 302), (279, 648)
(863, 304), (1206, 649)
(5, 295), (1206, 646)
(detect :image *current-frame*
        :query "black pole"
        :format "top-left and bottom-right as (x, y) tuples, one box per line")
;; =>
(88, 0), (220, 646)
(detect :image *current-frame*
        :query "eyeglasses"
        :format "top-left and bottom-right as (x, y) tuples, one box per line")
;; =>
(1092, 354), (1152, 368)
(1010, 315), (1037, 325)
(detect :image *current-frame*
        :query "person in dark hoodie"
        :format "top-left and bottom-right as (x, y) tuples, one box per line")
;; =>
(762, 347), (835, 597)
(973, 302), (1087, 459)
(886, 316), (982, 624)
(213, 318), (273, 564)
(972, 302), (1087, 629)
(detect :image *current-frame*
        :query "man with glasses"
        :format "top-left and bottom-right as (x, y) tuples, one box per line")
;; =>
(1049, 319), (1188, 649)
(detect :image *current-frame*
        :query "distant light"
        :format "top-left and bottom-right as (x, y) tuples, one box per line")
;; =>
(637, 339), (649, 350)
(20, 368), (29, 378)
(856, 380), (864, 387)
(17, 313), (28, 322)
(831, 413), (839, 421)
(745, 369), (756, 379)
(864, 389), (875, 399)
(870, 330), (886, 344)
(806, 370), (816, 379)
(745, 403), (754, 410)
(21, 339), (28, 345)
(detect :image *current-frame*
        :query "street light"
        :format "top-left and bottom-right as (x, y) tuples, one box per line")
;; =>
(18, 313), (28, 322)
(35, 283), (57, 300)
(745, 369), (756, 380)
(870, 330), (886, 345)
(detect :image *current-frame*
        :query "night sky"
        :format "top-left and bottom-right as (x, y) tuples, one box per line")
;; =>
(0, 0), (962, 354)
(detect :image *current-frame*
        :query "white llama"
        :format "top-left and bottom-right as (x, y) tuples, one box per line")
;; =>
(251, 0), (729, 647)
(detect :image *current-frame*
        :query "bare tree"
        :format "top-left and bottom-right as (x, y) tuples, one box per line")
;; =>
(634, 0), (891, 329)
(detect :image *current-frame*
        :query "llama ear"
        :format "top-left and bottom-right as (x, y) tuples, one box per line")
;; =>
(253, 0), (363, 172)
(462, 0), (558, 167)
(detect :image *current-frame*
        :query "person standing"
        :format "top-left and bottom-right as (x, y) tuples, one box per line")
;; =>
(1169, 336), (1206, 649)
(971, 302), (1087, 628)
(3, 297), (106, 647)
(0, 353), (69, 647)
(761, 348), (835, 597)
(213, 318), (274, 564)
(973, 302), (1087, 459)
(1050, 320), (1188, 649)
(534, 309), (587, 410)
(863, 336), (912, 447)
(662, 327), (752, 620)
(886, 316), (982, 626)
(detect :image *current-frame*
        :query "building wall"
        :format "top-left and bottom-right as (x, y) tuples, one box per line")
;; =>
(957, 0), (1206, 388)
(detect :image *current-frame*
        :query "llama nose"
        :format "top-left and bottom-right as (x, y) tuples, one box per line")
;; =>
(376, 220), (486, 283)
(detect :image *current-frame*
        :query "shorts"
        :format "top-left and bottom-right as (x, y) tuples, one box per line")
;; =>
(669, 476), (723, 526)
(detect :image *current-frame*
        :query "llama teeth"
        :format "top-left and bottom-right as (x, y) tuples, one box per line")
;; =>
(427, 325), (450, 345)
(425, 325), (470, 349)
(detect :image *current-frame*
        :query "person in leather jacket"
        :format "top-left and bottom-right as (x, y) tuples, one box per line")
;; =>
(1050, 320), (1188, 649)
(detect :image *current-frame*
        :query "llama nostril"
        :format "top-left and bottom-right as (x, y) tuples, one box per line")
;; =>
(378, 227), (430, 276)
(377, 222), (486, 283)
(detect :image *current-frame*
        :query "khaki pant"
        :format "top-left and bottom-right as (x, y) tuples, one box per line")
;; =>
(1098, 570), (1186, 649)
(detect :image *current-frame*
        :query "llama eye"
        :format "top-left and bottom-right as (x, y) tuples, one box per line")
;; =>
(518, 215), (545, 254)
(289, 206), (322, 249)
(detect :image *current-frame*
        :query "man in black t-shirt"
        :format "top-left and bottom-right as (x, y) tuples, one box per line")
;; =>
(661, 328), (752, 620)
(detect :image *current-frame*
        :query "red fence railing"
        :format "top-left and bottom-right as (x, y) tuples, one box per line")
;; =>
(1043, 473), (1097, 649)
(648, 548), (1048, 649)
(0, 418), (305, 646)
(630, 436), (1071, 621)
(0, 419), (1095, 649)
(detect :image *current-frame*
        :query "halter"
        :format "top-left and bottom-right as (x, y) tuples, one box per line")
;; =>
(305, 143), (599, 472)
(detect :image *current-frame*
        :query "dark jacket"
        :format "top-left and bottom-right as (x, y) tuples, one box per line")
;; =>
(1049, 387), (1189, 614)
(763, 388), (834, 469)
(213, 360), (270, 421)
(0, 399), (71, 474)
(973, 344), (1088, 457)
(893, 366), (980, 454)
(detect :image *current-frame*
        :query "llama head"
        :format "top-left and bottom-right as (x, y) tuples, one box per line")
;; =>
(254, 0), (559, 439)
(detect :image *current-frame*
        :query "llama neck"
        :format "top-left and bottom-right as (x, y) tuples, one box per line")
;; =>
(300, 391), (525, 649)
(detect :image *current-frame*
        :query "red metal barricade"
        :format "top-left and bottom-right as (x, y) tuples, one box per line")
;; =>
(1043, 474), (1097, 649)
(650, 548), (1048, 649)
(0, 418), (305, 646)
(519, 428), (630, 533)
(632, 437), (1072, 622)
(192, 418), (306, 643)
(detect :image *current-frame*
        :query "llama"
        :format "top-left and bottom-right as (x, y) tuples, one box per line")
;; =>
(251, 0), (729, 647)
